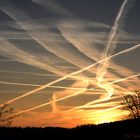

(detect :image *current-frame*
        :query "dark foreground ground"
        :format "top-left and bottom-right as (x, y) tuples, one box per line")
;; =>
(0, 119), (140, 140)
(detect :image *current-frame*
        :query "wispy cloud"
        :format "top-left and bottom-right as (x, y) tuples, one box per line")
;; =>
(0, 39), (64, 75)
(5, 43), (140, 118)
(58, 21), (139, 81)
(0, 6), (95, 71)
(96, 0), (135, 103)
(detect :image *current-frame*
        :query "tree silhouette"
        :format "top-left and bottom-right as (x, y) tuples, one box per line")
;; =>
(0, 104), (16, 127)
(123, 90), (140, 119)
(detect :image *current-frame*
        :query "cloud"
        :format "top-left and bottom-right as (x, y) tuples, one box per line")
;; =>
(0, 39), (65, 75)
(5, 43), (140, 118)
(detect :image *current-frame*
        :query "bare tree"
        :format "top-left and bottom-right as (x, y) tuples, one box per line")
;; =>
(122, 90), (140, 119)
(0, 104), (16, 127)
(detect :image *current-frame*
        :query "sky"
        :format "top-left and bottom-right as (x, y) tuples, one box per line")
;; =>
(0, 0), (140, 128)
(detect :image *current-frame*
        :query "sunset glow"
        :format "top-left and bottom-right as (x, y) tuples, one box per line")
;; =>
(0, 0), (140, 128)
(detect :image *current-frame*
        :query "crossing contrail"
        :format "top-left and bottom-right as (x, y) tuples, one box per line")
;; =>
(80, 73), (140, 108)
(0, 39), (65, 75)
(4, 43), (140, 116)
(96, 0), (133, 101)
(104, 0), (129, 56)
(0, 8), (96, 74)
(7, 89), (87, 118)
(13, 71), (140, 117)
(1, 43), (140, 106)
(44, 76), (134, 120)
(0, 80), (100, 92)
(104, 73), (140, 86)
(64, 73), (140, 113)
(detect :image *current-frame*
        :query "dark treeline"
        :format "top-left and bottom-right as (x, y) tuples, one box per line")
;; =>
(0, 118), (140, 140)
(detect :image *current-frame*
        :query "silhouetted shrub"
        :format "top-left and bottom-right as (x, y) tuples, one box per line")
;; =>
(0, 104), (16, 127)
(123, 90), (140, 119)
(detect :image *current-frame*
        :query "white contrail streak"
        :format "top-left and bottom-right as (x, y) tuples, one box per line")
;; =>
(0, 11), (68, 75)
(40, 0), (138, 84)
(97, 0), (130, 83)
(12, 71), (140, 117)
(105, 73), (140, 86)
(0, 81), (40, 87)
(0, 7), (94, 72)
(59, 24), (139, 81)
(105, 0), (129, 55)
(62, 95), (122, 113)
(7, 89), (87, 118)
(2, 43), (140, 105)
(0, 80), (100, 92)
(4, 43), (140, 115)
(96, 0), (132, 101)
(67, 73), (140, 113)
(2, 3), (136, 87)
(0, 70), (60, 77)
(0, 39), (64, 75)
(84, 73), (140, 107)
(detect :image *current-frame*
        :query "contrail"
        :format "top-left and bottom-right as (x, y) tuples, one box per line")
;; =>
(96, 73), (140, 101)
(59, 24), (139, 82)
(0, 59), (15, 62)
(2, 3), (136, 85)
(0, 10), (68, 76)
(40, 0), (138, 83)
(104, 0), (129, 56)
(1, 43), (140, 105)
(97, 0), (131, 82)
(82, 73), (140, 107)
(4, 43), (140, 116)
(36, 72), (140, 116)
(7, 89), (87, 118)
(96, 0), (133, 101)
(0, 70), (60, 77)
(8, 95), (123, 121)
(0, 80), (101, 92)
(50, 78), (90, 114)
(0, 81), (40, 87)
(1, 8), (95, 73)
(59, 27), (122, 81)
(79, 101), (122, 109)
(0, 39), (64, 75)
(66, 73), (140, 113)
(64, 95), (122, 114)
(104, 73), (140, 86)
